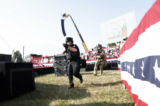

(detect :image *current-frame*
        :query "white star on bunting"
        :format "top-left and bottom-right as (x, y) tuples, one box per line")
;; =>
(153, 59), (160, 81)
(141, 61), (145, 78)
(127, 64), (130, 72)
(132, 64), (135, 76)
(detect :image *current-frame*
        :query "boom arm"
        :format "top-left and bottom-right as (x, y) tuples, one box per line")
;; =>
(61, 13), (89, 52)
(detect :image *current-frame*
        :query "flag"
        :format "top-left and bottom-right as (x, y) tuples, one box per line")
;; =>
(120, 0), (160, 106)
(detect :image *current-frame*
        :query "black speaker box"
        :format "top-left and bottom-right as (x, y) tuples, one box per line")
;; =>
(0, 62), (35, 100)
(0, 54), (11, 62)
(54, 54), (67, 76)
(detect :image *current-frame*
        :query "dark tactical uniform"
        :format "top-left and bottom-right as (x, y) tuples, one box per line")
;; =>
(93, 44), (106, 76)
(64, 37), (83, 89)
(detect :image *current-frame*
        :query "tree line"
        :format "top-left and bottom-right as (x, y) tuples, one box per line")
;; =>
(12, 50), (30, 62)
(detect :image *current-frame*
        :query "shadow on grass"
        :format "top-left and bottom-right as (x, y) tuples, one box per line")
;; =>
(81, 72), (94, 75)
(67, 101), (134, 106)
(91, 81), (122, 86)
(25, 82), (90, 101)
(0, 82), (90, 106)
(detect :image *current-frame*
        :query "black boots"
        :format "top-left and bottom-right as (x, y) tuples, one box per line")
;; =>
(68, 83), (74, 89)
(79, 75), (83, 84)
(68, 77), (83, 89)
(80, 78), (83, 84)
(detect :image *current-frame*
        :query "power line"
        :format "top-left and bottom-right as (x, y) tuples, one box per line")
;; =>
(0, 35), (13, 51)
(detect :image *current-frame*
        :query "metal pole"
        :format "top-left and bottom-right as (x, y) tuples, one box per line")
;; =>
(69, 16), (84, 42)
(69, 16), (89, 52)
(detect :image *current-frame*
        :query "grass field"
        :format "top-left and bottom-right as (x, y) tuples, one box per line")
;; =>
(0, 70), (134, 106)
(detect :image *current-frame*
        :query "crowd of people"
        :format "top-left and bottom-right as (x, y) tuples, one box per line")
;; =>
(80, 37), (128, 60)
(80, 46), (120, 60)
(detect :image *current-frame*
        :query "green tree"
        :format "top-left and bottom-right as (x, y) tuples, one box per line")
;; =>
(108, 43), (116, 47)
(12, 50), (23, 62)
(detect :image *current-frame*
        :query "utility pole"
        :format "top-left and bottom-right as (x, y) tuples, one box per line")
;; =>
(23, 46), (25, 62)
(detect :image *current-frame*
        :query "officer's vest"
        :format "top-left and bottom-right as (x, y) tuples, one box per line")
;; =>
(66, 44), (80, 61)
(96, 49), (104, 59)
(98, 49), (102, 54)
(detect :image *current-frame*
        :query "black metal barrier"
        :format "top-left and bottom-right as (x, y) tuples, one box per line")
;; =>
(80, 60), (86, 68)
(32, 60), (117, 77)
(33, 67), (54, 77)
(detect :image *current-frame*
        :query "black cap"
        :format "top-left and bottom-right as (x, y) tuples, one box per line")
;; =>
(66, 37), (73, 43)
(97, 44), (102, 47)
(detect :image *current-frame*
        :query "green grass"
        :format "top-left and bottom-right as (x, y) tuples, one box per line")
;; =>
(0, 70), (134, 106)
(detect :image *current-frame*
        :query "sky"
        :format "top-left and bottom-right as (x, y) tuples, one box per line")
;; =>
(0, 0), (156, 59)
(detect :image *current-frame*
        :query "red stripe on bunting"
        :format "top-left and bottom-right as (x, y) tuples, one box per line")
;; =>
(120, 0), (160, 56)
(122, 80), (148, 106)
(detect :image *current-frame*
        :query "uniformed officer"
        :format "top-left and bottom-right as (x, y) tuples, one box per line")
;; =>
(62, 37), (83, 89)
(93, 44), (106, 76)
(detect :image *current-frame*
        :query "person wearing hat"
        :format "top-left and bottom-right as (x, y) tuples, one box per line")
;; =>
(119, 37), (128, 49)
(93, 44), (106, 76)
(62, 37), (83, 89)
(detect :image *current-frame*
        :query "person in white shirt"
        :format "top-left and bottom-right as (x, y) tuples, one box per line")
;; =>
(106, 45), (110, 53)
